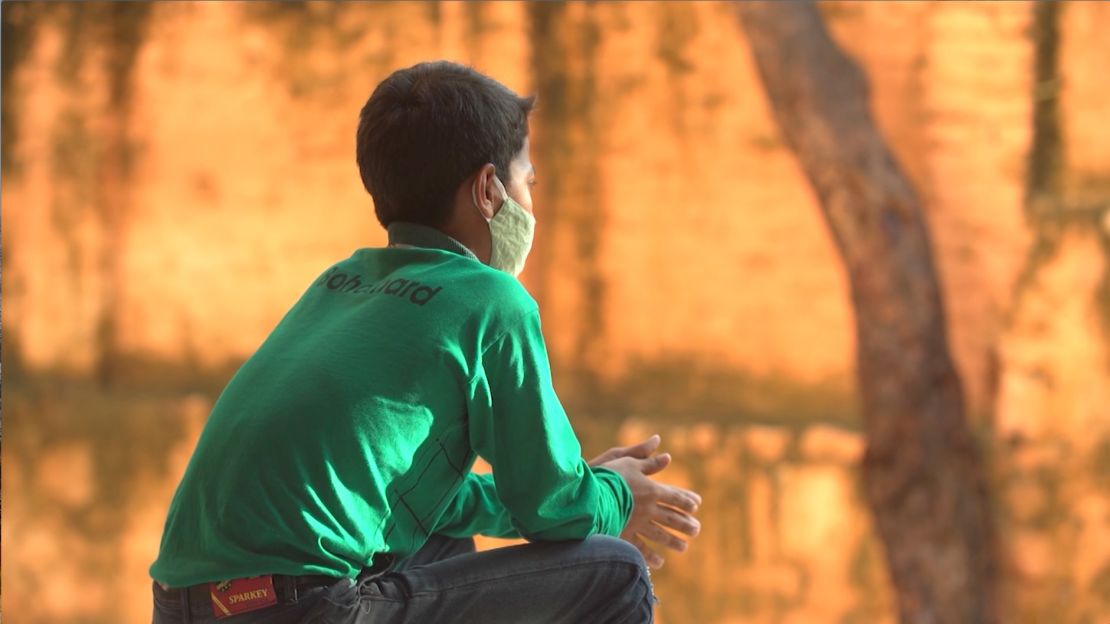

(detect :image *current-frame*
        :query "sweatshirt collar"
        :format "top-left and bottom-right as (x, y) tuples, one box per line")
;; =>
(386, 222), (478, 261)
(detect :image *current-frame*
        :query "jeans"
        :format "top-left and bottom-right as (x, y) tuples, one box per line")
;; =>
(152, 534), (654, 623)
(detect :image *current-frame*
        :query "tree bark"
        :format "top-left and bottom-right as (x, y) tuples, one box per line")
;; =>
(735, 4), (999, 623)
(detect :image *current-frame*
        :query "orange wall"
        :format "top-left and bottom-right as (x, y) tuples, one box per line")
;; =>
(3, 2), (1110, 623)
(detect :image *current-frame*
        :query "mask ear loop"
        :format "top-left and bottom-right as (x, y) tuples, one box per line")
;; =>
(472, 180), (493, 224)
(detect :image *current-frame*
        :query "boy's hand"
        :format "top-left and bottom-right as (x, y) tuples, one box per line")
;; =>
(589, 434), (664, 466)
(596, 435), (702, 569)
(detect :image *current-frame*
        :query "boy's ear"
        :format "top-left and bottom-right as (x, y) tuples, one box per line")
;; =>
(472, 164), (500, 221)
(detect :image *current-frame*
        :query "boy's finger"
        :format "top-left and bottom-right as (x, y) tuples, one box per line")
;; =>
(625, 434), (661, 458)
(653, 505), (701, 537)
(639, 452), (671, 476)
(658, 486), (698, 514)
(640, 523), (688, 553)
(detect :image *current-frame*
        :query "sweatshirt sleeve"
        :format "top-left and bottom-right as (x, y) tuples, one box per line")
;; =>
(431, 472), (521, 539)
(467, 308), (633, 541)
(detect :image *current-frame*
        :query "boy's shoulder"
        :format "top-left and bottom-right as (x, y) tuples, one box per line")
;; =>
(436, 252), (538, 320)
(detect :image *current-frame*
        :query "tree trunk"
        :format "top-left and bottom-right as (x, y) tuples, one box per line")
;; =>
(735, 4), (999, 623)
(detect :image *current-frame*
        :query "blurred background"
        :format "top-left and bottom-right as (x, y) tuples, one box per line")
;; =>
(2, 1), (1109, 622)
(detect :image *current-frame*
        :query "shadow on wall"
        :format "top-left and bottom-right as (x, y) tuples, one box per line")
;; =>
(1, 352), (894, 624)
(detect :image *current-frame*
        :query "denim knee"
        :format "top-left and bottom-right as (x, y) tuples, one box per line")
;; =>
(586, 535), (646, 567)
(585, 535), (655, 623)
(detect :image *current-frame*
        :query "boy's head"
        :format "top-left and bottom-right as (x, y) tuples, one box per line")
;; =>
(356, 61), (536, 230)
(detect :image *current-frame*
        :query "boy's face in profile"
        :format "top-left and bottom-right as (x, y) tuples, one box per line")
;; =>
(502, 136), (537, 218)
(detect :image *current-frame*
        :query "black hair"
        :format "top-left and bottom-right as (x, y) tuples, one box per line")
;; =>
(356, 61), (535, 228)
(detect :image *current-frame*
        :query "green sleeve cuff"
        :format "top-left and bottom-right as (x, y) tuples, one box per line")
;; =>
(590, 466), (634, 536)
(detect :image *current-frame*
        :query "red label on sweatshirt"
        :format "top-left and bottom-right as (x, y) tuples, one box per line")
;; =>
(209, 575), (277, 619)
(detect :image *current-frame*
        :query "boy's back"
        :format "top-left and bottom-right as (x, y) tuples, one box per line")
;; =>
(153, 237), (535, 585)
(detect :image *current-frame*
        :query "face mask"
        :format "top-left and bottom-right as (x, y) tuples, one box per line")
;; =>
(474, 182), (535, 277)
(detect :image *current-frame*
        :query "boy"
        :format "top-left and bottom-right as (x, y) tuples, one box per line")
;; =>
(151, 61), (701, 623)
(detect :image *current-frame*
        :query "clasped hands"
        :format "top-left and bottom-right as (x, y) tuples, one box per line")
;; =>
(590, 434), (702, 569)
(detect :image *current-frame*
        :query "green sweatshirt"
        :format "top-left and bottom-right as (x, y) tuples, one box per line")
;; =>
(149, 222), (633, 587)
